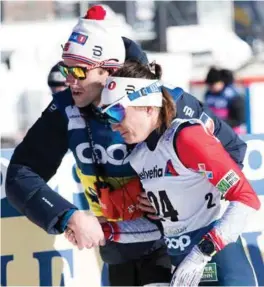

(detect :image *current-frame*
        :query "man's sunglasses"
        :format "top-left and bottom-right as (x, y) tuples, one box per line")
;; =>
(58, 59), (119, 80)
(58, 62), (88, 80)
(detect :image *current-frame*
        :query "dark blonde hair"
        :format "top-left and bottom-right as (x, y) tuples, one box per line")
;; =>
(112, 61), (176, 131)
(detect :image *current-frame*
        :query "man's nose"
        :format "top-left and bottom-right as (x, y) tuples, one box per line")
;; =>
(66, 74), (77, 85)
(111, 123), (120, 131)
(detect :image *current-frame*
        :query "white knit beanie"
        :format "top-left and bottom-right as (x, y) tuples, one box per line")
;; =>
(62, 5), (125, 69)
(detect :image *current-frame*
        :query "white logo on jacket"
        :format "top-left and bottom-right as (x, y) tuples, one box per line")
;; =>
(165, 235), (191, 251)
(65, 106), (85, 130)
(183, 106), (194, 117)
(76, 142), (130, 165)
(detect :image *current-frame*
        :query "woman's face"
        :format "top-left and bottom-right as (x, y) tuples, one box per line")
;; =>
(111, 107), (156, 144)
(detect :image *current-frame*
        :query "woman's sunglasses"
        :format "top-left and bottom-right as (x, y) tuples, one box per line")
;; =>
(101, 103), (126, 124)
(101, 82), (162, 124)
(58, 59), (119, 80)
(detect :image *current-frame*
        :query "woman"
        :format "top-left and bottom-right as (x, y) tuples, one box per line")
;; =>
(98, 61), (260, 286)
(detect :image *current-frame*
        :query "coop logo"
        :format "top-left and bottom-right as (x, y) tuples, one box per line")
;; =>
(139, 165), (163, 180)
(165, 235), (191, 251)
(76, 143), (130, 165)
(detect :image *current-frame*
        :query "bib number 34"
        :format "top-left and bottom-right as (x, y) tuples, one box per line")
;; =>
(147, 190), (179, 221)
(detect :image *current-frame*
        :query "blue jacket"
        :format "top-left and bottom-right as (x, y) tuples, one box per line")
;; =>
(205, 84), (245, 128)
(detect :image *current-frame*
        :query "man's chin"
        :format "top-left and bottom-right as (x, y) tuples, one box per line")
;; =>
(123, 134), (137, 145)
(74, 98), (93, 108)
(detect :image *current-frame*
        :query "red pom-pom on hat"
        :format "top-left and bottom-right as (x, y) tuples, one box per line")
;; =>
(85, 5), (106, 20)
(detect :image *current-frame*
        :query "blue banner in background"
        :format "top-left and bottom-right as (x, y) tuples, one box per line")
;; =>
(241, 134), (264, 195)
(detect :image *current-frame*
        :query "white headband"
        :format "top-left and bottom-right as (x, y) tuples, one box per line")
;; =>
(100, 77), (163, 107)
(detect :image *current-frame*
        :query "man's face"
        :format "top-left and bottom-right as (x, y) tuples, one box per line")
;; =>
(64, 59), (109, 107)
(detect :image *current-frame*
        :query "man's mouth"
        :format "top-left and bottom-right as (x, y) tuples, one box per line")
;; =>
(121, 131), (128, 137)
(72, 91), (82, 97)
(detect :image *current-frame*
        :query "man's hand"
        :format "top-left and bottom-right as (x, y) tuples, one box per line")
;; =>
(170, 246), (211, 286)
(137, 192), (160, 220)
(65, 228), (77, 246)
(66, 211), (105, 250)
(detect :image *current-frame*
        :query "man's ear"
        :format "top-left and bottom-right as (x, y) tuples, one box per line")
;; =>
(99, 68), (109, 76)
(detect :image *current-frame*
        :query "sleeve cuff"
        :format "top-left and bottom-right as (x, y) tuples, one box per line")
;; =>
(59, 209), (77, 232)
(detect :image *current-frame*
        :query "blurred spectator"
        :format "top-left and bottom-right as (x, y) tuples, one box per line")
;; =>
(47, 62), (67, 94)
(204, 67), (246, 134)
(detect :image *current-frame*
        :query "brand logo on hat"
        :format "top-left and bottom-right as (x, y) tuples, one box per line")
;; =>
(108, 81), (116, 90)
(125, 85), (135, 94)
(92, 45), (103, 58)
(69, 32), (88, 45)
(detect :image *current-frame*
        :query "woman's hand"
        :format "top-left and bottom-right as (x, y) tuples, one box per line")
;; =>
(170, 246), (211, 286)
(137, 192), (160, 220)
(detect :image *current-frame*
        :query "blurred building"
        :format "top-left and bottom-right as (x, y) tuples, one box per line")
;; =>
(1, 1), (264, 146)
(0, 1), (79, 22)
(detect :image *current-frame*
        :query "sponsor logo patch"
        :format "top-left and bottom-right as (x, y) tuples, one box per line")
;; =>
(69, 32), (88, 45)
(165, 160), (178, 176)
(197, 163), (213, 179)
(200, 112), (215, 135)
(139, 165), (163, 180)
(201, 262), (218, 282)
(108, 81), (116, 90)
(216, 170), (240, 195)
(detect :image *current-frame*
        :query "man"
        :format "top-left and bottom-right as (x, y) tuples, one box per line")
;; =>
(47, 62), (67, 94)
(6, 6), (171, 286)
(6, 5), (247, 286)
